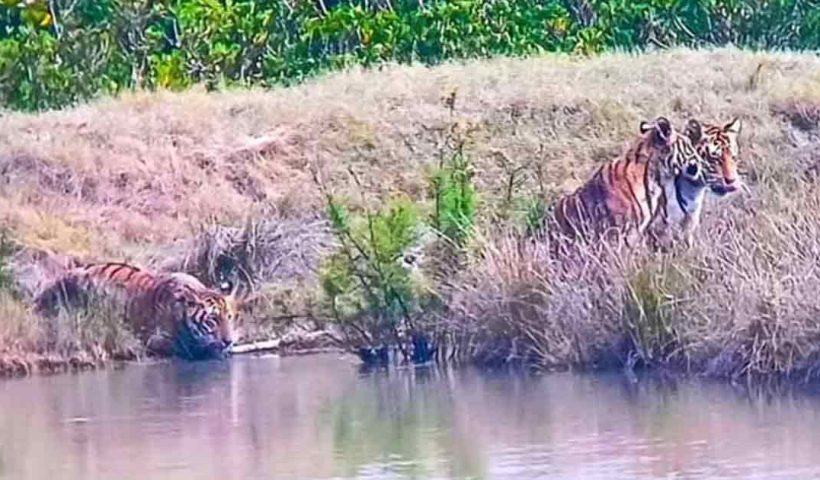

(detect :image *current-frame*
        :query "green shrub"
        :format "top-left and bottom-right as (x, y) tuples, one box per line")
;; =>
(2, 0), (819, 111)
(428, 128), (476, 250)
(0, 231), (16, 294)
(319, 193), (428, 363)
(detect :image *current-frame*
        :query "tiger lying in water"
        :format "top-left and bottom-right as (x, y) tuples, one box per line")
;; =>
(34, 262), (237, 360)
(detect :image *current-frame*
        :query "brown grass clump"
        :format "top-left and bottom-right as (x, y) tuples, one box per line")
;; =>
(0, 289), (141, 376)
(3, 47), (820, 378)
(444, 170), (820, 380)
(145, 216), (334, 287)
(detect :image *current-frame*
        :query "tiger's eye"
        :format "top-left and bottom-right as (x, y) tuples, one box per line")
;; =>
(685, 163), (699, 177)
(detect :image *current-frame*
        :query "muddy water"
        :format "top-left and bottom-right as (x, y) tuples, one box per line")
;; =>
(2, 354), (820, 479)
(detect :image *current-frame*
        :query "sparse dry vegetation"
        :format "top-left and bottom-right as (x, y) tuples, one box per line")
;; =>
(0, 234), (138, 375)
(3, 48), (820, 380)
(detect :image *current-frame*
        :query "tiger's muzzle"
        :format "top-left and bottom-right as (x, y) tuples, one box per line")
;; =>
(175, 319), (233, 360)
(710, 178), (740, 196)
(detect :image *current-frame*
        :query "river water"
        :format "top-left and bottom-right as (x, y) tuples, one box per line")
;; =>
(2, 353), (820, 480)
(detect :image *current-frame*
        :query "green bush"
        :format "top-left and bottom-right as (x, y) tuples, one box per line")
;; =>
(428, 125), (476, 250)
(2, 0), (819, 111)
(319, 193), (427, 363)
(318, 114), (483, 364)
(0, 231), (16, 294)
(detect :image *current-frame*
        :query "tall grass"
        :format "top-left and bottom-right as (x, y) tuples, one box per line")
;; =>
(0, 231), (13, 292)
(36, 293), (142, 362)
(443, 175), (820, 381)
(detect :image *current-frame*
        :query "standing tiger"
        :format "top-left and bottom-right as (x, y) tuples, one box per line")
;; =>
(545, 116), (717, 249)
(34, 263), (237, 360)
(646, 118), (743, 248)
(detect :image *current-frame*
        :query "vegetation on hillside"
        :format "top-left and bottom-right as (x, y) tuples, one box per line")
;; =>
(317, 123), (477, 363)
(1, 0), (819, 110)
(3, 48), (820, 381)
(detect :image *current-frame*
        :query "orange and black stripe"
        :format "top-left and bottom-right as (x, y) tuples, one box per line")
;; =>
(34, 262), (236, 360)
(546, 116), (708, 247)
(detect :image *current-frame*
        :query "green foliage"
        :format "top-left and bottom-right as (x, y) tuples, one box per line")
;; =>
(0, 231), (16, 293)
(320, 114), (481, 363)
(2, 0), (819, 111)
(320, 194), (424, 360)
(429, 137), (476, 250)
(524, 197), (548, 237)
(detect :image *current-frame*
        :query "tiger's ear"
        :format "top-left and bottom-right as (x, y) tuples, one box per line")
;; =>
(639, 120), (653, 134)
(685, 119), (703, 144)
(218, 280), (234, 296)
(641, 117), (673, 146)
(724, 117), (742, 137)
(219, 280), (244, 311)
(219, 278), (258, 308)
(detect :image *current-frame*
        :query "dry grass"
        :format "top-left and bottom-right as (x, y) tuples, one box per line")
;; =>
(4, 47), (815, 248)
(445, 199), (820, 381)
(0, 290), (140, 376)
(2, 47), (820, 377)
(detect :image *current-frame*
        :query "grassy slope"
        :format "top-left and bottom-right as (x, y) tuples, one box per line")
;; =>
(2, 47), (820, 375)
(3, 48), (813, 257)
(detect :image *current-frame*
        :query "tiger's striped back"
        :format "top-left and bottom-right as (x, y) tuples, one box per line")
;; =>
(547, 117), (707, 247)
(33, 263), (155, 314)
(34, 263), (235, 360)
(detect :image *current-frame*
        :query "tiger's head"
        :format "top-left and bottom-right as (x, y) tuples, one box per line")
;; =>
(639, 117), (709, 183)
(684, 118), (743, 197)
(175, 283), (238, 360)
(639, 117), (714, 215)
(639, 116), (677, 154)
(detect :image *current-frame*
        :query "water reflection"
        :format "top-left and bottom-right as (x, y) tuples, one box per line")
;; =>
(2, 355), (820, 479)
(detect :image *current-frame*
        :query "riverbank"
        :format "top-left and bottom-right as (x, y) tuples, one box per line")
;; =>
(3, 48), (820, 380)
(0, 328), (344, 378)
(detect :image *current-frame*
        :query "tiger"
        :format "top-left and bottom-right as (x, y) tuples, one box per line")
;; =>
(545, 116), (715, 250)
(694, 118), (743, 197)
(33, 262), (237, 360)
(646, 118), (743, 249)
